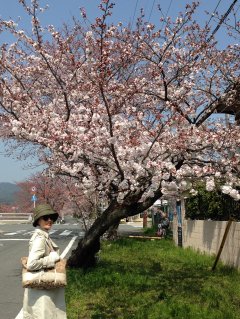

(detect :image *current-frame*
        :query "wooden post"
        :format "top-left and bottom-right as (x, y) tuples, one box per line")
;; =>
(212, 218), (233, 271)
(143, 211), (148, 228)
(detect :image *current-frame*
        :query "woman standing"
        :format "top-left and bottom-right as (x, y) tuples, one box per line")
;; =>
(23, 204), (67, 319)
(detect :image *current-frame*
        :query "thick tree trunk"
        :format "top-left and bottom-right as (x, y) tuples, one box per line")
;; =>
(67, 191), (163, 269)
(105, 220), (120, 240)
(67, 204), (123, 269)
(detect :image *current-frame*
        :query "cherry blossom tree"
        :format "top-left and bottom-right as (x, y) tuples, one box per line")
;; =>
(0, 0), (239, 268)
(15, 174), (68, 214)
(15, 173), (101, 228)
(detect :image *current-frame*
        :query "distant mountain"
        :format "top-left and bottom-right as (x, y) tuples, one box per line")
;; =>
(0, 183), (20, 204)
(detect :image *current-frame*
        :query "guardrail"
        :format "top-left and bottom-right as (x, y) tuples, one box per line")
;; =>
(0, 213), (31, 221)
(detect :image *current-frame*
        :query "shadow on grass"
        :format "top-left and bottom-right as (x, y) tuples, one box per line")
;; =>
(66, 238), (240, 319)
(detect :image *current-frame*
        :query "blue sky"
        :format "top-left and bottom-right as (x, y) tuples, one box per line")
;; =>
(0, 0), (238, 183)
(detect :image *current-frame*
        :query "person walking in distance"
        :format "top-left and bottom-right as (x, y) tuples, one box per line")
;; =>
(23, 204), (67, 319)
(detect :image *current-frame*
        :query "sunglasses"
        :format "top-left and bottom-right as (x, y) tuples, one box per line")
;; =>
(42, 215), (55, 222)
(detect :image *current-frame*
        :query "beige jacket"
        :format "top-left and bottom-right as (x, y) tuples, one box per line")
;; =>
(27, 228), (59, 271)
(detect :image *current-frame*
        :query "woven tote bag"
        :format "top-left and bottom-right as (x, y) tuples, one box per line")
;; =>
(21, 257), (67, 289)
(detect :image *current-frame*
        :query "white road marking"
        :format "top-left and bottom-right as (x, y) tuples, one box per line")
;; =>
(0, 239), (29, 241)
(15, 309), (23, 319)
(5, 230), (27, 236)
(49, 230), (58, 235)
(15, 236), (78, 319)
(60, 235), (78, 258)
(2, 229), (77, 238)
(59, 230), (72, 236)
(23, 231), (35, 235)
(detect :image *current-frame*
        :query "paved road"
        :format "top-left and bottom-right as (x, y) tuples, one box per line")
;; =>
(118, 221), (144, 236)
(0, 223), (84, 239)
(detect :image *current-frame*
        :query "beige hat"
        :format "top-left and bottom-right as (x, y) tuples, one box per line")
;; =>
(33, 204), (59, 227)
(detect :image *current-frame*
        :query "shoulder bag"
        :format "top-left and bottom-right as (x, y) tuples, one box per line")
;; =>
(21, 257), (67, 289)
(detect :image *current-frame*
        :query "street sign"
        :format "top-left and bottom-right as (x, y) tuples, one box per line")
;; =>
(31, 194), (37, 202)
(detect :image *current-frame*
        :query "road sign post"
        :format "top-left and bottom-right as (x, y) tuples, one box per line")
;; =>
(31, 187), (37, 208)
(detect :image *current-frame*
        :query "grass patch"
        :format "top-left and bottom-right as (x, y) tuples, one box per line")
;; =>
(144, 226), (173, 239)
(143, 226), (157, 236)
(66, 238), (240, 319)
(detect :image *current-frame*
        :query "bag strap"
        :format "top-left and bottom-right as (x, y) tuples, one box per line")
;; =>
(46, 238), (54, 252)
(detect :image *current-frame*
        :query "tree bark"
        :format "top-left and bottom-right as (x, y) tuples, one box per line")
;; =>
(105, 220), (120, 240)
(67, 203), (123, 269)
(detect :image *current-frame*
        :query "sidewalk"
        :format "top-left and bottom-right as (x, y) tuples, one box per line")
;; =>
(118, 221), (145, 237)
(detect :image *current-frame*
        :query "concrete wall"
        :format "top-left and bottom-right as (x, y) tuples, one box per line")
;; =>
(173, 218), (240, 269)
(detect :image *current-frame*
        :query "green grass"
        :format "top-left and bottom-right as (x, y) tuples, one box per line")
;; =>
(66, 238), (240, 319)
(143, 226), (173, 239)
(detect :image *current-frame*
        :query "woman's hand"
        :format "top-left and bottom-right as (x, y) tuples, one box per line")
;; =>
(49, 251), (60, 263)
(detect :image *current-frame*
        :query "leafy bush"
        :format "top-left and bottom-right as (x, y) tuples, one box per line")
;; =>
(186, 183), (240, 221)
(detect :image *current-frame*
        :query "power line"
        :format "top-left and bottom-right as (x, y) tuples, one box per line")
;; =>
(161, 0), (172, 29)
(148, 0), (156, 22)
(207, 0), (238, 42)
(131, 0), (139, 29)
(196, 0), (239, 120)
(158, 0), (173, 30)
(206, 0), (222, 28)
(165, 0), (173, 20)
